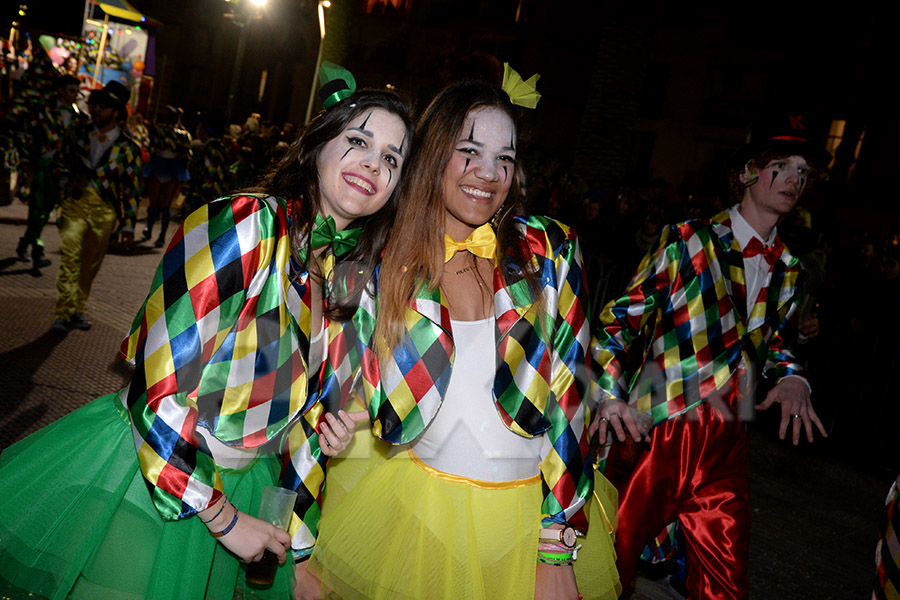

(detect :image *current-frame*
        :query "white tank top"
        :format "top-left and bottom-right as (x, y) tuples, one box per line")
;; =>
(410, 317), (542, 482)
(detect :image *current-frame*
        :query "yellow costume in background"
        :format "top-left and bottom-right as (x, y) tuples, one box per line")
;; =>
(55, 187), (117, 320)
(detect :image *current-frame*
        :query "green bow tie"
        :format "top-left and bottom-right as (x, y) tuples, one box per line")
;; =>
(309, 214), (362, 258)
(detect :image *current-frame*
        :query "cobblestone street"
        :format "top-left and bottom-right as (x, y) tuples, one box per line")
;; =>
(0, 198), (894, 599)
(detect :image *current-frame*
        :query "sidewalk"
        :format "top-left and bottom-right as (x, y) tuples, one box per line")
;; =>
(0, 198), (892, 599)
(0, 199), (165, 447)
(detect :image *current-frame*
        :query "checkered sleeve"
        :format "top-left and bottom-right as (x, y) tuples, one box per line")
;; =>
(119, 195), (278, 519)
(176, 127), (193, 161)
(764, 292), (806, 381)
(281, 404), (327, 556)
(2, 100), (34, 164)
(118, 140), (143, 230)
(592, 225), (679, 405)
(200, 143), (230, 203)
(281, 287), (378, 554)
(539, 227), (594, 535)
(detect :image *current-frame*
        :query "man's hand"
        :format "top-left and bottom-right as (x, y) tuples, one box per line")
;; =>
(755, 377), (827, 444)
(589, 397), (649, 445)
(798, 313), (819, 339)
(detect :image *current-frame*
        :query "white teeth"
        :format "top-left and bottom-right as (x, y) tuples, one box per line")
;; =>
(344, 175), (374, 193)
(462, 186), (492, 198)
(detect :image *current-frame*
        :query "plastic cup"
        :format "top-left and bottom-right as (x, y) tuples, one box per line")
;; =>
(246, 486), (297, 588)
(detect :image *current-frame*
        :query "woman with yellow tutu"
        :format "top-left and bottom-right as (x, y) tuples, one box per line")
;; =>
(304, 72), (620, 599)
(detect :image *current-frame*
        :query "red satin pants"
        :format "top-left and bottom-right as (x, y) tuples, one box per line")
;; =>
(613, 401), (750, 599)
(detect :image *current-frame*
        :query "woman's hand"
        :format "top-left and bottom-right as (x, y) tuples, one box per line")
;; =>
(318, 409), (369, 457)
(293, 560), (322, 600)
(199, 499), (291, 563)
(534, 561), (579, 600)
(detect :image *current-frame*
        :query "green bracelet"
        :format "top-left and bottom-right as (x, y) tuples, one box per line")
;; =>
(538, 550), (574, 561)
(537, 556), (574, 567)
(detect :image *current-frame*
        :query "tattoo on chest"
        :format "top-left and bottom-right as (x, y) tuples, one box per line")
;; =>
(455, 266), (476, 276)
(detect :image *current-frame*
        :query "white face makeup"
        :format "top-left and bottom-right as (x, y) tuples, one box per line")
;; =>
(741, 155), (810, 217)
(317, 108), (408, 230)
(442, 107), (517, 241)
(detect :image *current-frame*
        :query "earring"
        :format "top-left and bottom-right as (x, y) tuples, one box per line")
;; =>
(490, 203), (506, 228)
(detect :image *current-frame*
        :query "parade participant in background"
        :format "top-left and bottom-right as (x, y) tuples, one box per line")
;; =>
(185, 108), (230, 212)
(126, 112), (151, 163)
(0, 66), (414, 599)
(52, 81), (141, 332)
(143, 105), (191, 247)
(592, 111), (830, 598)
(305, 72), (619, 600)
(11, 72), (85, 269)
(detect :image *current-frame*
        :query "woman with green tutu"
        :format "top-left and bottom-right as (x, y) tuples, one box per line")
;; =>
(305, 74), (621, 599)
(0, 68), (413, 600)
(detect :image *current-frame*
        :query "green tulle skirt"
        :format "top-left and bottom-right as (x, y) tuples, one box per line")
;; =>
(0, 393), (294, 600)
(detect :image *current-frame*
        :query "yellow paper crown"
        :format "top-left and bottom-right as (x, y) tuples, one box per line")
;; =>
(501, 63), (541, 109)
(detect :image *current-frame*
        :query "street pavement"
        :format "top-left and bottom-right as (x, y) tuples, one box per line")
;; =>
(0, 198), (894, 599)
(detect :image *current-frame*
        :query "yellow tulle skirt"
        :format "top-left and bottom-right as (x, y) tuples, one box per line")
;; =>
(310, 429), (620, 600)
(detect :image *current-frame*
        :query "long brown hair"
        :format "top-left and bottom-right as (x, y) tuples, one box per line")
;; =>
(377, 81), (535, 348)
(254, 90), (414, 320)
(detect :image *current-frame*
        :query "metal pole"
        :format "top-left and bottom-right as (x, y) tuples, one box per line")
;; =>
(225, 24), (248, 125)
(304, 36), (324, 125)
(81, 0), (92, 37)
(91, 14), (110, 90)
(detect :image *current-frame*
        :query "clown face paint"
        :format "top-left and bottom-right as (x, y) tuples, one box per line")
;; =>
(317, 108), (408, 230)
(741, 155), (810, 218)
(442, 107), (517, 241)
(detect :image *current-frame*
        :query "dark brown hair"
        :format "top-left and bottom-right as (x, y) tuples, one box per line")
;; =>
(729, 150), (826, 198)
(255, 90), (414, 320)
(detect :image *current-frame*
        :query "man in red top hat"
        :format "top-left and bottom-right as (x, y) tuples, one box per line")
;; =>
(592, 110), (831, 598)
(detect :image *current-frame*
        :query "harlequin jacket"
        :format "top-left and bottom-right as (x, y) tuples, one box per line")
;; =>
(592, 209), (805, 428)
(7, 94), (85, 164)
(188, 138), (230, 204)
(118, 194), (338, 528)
(2, 49), (78, 168)
(148, 122), (192, 159)
(282, 216), (595, 555)
(61, 124), (143, 230)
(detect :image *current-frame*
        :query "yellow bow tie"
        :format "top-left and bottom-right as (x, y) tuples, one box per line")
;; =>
(444, 224), (497, 263)
(92, 131), (108, 143)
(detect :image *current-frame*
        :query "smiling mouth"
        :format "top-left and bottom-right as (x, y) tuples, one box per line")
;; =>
(343, 174), (376, 195)
(461, 185), (493, 199)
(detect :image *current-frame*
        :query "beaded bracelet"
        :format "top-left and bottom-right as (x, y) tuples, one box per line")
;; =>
(210, 505), (239, 538)
(200, 499), (228, 524)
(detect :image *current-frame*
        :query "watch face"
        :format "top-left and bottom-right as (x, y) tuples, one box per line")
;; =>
(562, 527), (577, 547)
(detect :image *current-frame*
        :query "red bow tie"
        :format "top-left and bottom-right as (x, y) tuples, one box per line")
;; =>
(742, 237), (784, 267)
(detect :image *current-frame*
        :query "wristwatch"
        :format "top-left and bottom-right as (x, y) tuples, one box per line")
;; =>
(539, 526), (578, 548)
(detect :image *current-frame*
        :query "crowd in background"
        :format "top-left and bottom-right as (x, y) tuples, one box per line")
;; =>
(2, 27), (898, 487)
